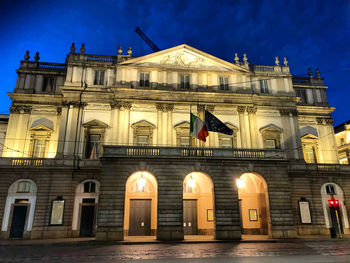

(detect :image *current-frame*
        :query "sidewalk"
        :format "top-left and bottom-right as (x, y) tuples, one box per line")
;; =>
(0, 235), (343, 246)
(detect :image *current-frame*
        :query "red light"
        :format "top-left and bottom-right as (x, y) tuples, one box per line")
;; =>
(328, 199), (340, 207)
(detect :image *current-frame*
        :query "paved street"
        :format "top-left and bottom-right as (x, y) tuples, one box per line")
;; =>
(1, 239), (350, 262)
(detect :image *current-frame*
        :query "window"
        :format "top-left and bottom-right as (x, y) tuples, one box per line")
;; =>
(326, 184), (336, 195)
(180, 74), (190, 89)
(304, 145), (317, 163)
(85, 134), (101, 159)
(32, 138), (46, 158)
(265, 139), (276, 149)
(17, 181), (31, 193)
(221, 137), (233, 148)
(42, 77), (54, 92)
(94, 70), (105, 85)
(296, 89), (307, 104)
(220, 77), (229, 90)
(140, 72), (150, 87)
(136, 135), (149, 146)
(84, 182), (96, 193)
(259, 79), (269, 93)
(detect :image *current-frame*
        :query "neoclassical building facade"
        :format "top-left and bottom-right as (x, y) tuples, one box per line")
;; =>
(0, 43), (349, 240)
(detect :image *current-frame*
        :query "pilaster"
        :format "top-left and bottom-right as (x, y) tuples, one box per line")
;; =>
(247, 106), (258, 148)
(237, 106), (247, 148)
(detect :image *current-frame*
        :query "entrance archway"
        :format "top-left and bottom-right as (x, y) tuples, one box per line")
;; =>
(72, 180), (100, 237)
(321, 183), (349, 235)
(237, 173), (271, 237)
(2, 179), (37, 239)
(183, 172), (215, 238)
(124, 171), (157, 237)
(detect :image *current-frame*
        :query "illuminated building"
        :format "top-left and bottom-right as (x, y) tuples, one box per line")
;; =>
(0, 43), (348, 240)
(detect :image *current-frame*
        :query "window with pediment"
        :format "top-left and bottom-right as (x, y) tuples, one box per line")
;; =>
(260, 124), (283, 149)
(219, 77), (229, 90)
(131, 120), (156, 146)
(82, 120), (108, 159)
(301, 134), (319, 163)
(28, 119), (54, 158)
(218, 123), (238, 148)
(174, 121), (195, 147)
(180, 74), (190, 89)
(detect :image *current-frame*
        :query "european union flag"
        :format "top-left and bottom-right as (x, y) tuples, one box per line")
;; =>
(205, 110), (233, 135)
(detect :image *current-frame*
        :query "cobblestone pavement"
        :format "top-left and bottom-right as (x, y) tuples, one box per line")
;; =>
(1, 240), (350, 262)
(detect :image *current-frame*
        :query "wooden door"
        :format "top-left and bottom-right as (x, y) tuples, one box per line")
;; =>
(183, 199), (198, 235)
(129, 199), (151, 236)
(79, 205), (95, 237)
(10, 205), (27, 238)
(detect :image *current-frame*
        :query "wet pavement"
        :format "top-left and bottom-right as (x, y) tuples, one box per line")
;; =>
(1, 239), (350, 262)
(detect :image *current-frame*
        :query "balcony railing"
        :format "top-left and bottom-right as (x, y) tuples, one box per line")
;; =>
(103, 145), (287, 160)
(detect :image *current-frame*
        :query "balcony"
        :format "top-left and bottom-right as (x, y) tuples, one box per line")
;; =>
(102, 145), (287, 160)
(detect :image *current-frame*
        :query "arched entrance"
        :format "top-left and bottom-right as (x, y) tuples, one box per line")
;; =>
(72, 180), (100, 237)
(124, 171), (157, 236)
(183, 172), (215, 238)
(237, 173), (271, 238)
(2, 179), (37, 239)
(321, 183), (349, 235)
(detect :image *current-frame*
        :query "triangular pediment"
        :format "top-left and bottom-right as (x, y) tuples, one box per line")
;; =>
(30, 124), (53, 132)
(120, 44), (249, 72)
(259, 124), (283, 133)
(131, 120), (156, 129)
(83, 119), (109, 128)
(174, 121), (190, 130)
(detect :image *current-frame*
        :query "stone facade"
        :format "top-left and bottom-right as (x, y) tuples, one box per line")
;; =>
(0, 44), (348, 241)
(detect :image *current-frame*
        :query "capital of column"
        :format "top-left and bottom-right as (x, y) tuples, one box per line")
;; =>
(197, 104), (205, 112)
(237, 106), (246, 114)
(246, 106), (257, 114)
(279, 109), (292, 116)
(9, 104), (21, 114)
(316, 117), (324, 125)
(165, 103), (174, 111)
(110, 101), (121, 110)
(324, 118), (334, 126)
(121, 101), (132, 110)
(10, 104), (32, 114)
(156, 103), (165, 111)
(206, 105), (215, 113)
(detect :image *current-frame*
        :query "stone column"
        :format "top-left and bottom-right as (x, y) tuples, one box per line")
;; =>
(324, 118), (338, 163)
(2, 106), (20, 157)
(13, 106), (31, 157)
(166, 104), (174, 146)
(123, 102), (132, 145)
(290, 110), (303, 160)
(156, 103), (164, 146)
(110, 103), (120, 145)
(247, 106), (258, 149)
(197, 104), (205, 148)
(56, 102), (70, 158)
(63, 102), (80, 158)
(206, 105), (216, 147)
(237, 106), (247, 148)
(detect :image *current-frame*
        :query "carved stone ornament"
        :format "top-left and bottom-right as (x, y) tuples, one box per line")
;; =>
(121, 101), (132, 110)
(9, 104), (21, 114)
(279, 109), (291, 116)
(34, 52), (40, 62)
(127, 47), (132, 56)
(24, 51), (30, 62)
(165, 104), (174, 111)
(246, 106), (257, 114)
(283, 56), (288, 66)
(237, 106), (246, 113)
(197, 104), (205, 112)
(118, 45), (122, 55)
(70, 42), (76, 53)
(56, 107), (62, 115)
(206, 105), (215, 113)
(234, 53), (239, 64)
(156, 103), (165, 111)
(110, 102), (121, 110)
(316, 117), (324, 125)
(62, 101), (71, 107)
(243, 53), (248, 64)
(275, 56), (280, 66)
(80, 44), (86, 55)
(325, 118), (334, 125)
(22, 105), (32, 113)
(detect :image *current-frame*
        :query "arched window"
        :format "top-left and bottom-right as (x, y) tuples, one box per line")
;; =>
(325, 184), (336, 195)
(84, 181), (96, 193)
(17, 181), (31, 193)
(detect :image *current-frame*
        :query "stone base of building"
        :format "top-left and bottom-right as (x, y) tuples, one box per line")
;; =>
(95, 227), (124, 241)
(156, 226), (184, 240)
(270, 227), (297, 238)
(215, 227), (241, 240)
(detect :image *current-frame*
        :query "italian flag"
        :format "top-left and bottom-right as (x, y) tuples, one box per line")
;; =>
(190, 113), (209, 142)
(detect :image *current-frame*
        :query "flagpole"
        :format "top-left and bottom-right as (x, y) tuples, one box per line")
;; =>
(189, 104), (192, 149)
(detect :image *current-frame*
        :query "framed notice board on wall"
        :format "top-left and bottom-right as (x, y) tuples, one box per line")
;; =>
(299, 199), (312, 224)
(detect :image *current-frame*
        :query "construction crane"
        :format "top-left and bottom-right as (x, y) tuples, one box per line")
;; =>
(135, 26), (160, 52)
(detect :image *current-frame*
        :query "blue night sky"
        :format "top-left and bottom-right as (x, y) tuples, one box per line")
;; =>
(0, 0), (349, 125)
